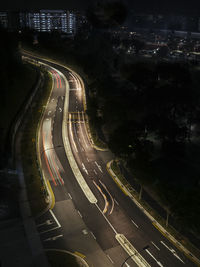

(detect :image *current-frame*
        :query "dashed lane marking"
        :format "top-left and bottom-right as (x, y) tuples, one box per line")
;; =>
(131, 219), (139, 228)
(151, 241), (160, 251)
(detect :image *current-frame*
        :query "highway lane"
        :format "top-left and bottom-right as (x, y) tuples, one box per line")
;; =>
(65, 67), (196, 267)
(24, 53), (196, 267)
(36, 64), (131, 266)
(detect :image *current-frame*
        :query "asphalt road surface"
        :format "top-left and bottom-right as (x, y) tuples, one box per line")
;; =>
(24, 54), (196, 267)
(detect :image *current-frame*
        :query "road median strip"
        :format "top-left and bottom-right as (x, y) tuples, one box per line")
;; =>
(116, 234), (151, 267)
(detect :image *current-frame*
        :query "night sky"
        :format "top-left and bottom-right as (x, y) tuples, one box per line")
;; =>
(1, 0), (200, 15)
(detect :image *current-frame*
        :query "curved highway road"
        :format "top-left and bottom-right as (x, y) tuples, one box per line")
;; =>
(23, 53), (196, 267)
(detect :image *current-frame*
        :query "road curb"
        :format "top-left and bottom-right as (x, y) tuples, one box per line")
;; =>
(107, 160), (200, 266)
(35, 69), (56, 218)
(45, 249), (90, 267)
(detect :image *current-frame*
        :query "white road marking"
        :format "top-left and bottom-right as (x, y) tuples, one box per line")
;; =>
(77, 210), (82, 218)
(73, 122), (84, 152)
(94, 169), (97, 175)
(146, 249), (164, 267)
(40, 210), (61, 234)
(131, 219), (139, 228)
(51, 98), (54, 102)
(95, 161), (103, 173)
(37, 220), (53, 227)
(59, 107), (62, 112)
(69, 114), (78, 152)
(114, 199), (119, 205)
(49, 210), (61, 227)
(87, 157), (90, 162)
(107, 254), (114, 264)
(44, 234), (63, 242)
(68, 193), (72, 199)
(78, 111), (88, 148)
(82, 163), (88, 175)
(160, 241), (185, 264)
(95, 203), (118, 234)
(91, 232), (96, 239)
(151, 241), (160, 251)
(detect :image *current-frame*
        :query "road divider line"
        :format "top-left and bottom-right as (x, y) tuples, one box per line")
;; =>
(107, 254), (114, 264)
(77, 210), (82, 218)
(116, 234), (151, 267)
(82, 163), (88, 175)
(91, 232), (96, 240)
(49, 209), (61, 228)
(95, 161), (103, 173)
(78, 111), (88, 149)
(160, 241), (185, 264)
(114, 199), (119, 206)
(69, 113), (78, 153)
(145, 249), (163, 267)
(131, 219), (139, 228)
(95, 203), (117, 234)
(151, 241), (160, 251)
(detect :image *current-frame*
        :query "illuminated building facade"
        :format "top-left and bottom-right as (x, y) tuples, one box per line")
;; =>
(19, 10), (76, 34)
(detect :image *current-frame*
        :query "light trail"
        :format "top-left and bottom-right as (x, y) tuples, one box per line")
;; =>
(69, 113), (78, 153)
(55, 71), (62, 88)
(42, 131), (57, 186)
(51, 70), (59, 88)
(78, 111), (88, 149)
(99, 180), (114, 215)
(93, 180), (109, 214)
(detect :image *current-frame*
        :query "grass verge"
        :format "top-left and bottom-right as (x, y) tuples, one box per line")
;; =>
(110, 160), (200, 261)
(21, 67), (52, 216)
(46, 250), (83, 267)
